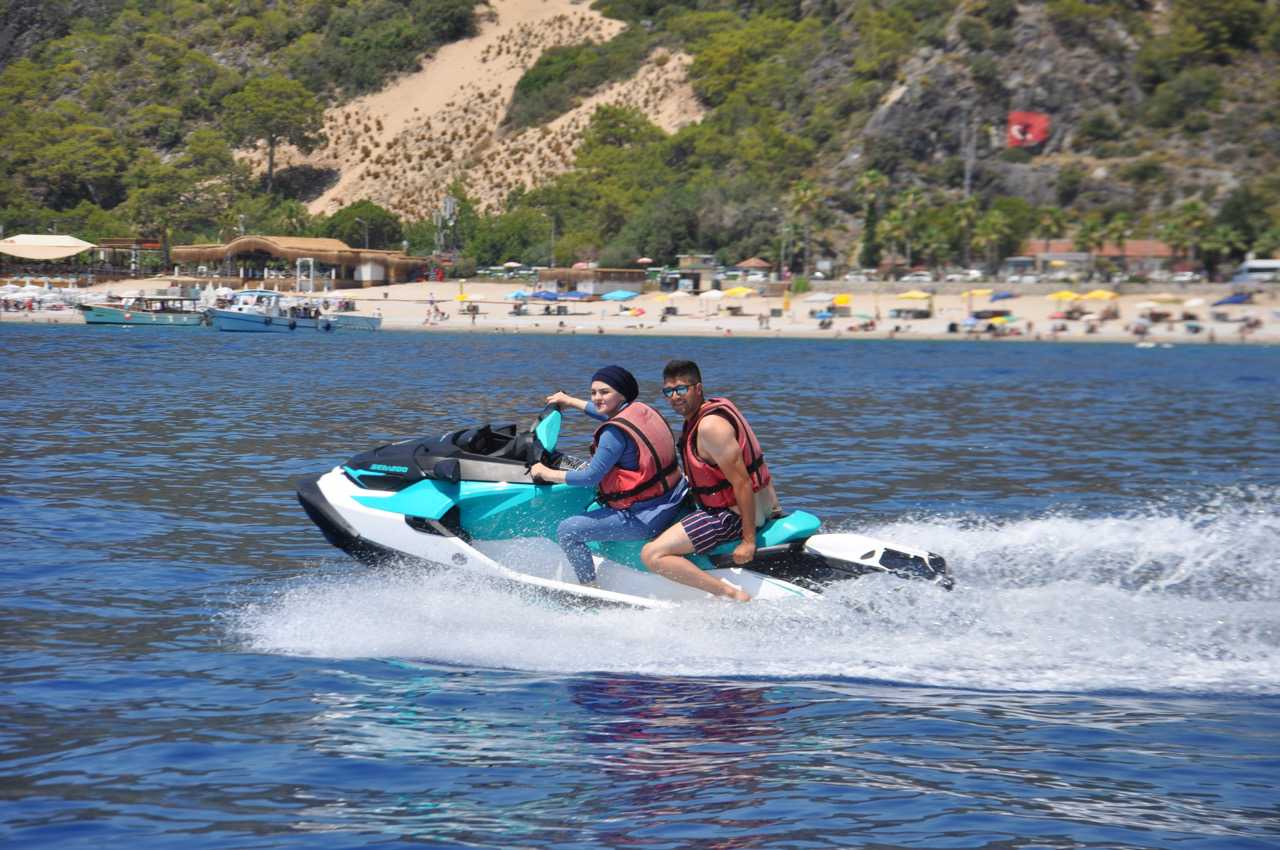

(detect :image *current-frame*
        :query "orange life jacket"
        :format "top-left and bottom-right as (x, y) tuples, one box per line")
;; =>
(592, 402), (682, 509)
(679, 397), (771, 510)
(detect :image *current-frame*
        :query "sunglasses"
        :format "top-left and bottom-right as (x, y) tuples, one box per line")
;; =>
(661, 384), (695, 398)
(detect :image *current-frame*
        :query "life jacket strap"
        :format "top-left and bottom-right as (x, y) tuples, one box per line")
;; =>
(598, 458), (680, 502)
(688, 453), (765, 495)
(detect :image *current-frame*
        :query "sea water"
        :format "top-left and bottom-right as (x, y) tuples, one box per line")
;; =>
(2, 324), (1277, 848)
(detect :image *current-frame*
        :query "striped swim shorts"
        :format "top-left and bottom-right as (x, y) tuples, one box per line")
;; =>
(680, 508), (744, 554)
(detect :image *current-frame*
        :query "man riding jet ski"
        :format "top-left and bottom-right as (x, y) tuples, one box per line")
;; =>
(296, 405), (953, 609)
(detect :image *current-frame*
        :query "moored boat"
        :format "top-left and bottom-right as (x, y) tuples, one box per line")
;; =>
(78, 296), (206, 327)
(209, 289), (320, 332)
(327, 312), (382, 331)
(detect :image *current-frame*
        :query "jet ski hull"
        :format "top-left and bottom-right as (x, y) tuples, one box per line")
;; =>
(297, 464), (952, 608)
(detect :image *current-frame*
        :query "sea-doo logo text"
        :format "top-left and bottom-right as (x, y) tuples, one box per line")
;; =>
(370, 463), (409, 473)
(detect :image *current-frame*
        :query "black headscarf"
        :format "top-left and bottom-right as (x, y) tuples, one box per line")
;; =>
(592, 365), (639, 403)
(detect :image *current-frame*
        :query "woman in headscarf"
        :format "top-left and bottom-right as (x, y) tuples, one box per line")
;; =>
(530, 365), (687, 586)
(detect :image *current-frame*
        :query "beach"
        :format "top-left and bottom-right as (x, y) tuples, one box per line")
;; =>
(8, 276), (1278, 345)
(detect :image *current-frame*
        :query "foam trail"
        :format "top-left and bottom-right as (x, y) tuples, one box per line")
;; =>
(235, 490), (1280, 694)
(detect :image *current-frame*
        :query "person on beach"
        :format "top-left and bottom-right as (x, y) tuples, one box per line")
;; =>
(529, 366), (687, 586)
(641, 360), (781, 602)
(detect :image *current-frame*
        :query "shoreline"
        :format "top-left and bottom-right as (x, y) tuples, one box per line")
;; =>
(4, 276), (1277, 346)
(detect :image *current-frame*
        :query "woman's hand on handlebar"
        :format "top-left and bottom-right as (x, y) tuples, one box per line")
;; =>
(545, 390), (585, 412)
(529, 462), (566, 484)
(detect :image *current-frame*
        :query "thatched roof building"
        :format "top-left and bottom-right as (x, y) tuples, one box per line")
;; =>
(172, 235), (425, 283)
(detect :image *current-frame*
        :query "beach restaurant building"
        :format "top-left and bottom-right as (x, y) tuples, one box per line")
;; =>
(1020, 238), (1176, 276)
(172, 235), (427, 290)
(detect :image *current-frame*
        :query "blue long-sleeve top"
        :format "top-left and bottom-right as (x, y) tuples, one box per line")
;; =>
(564, 401), (636, 488)
(563, 401), (688, 530)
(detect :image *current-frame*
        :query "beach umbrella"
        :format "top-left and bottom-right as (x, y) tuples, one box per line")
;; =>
(852, 312), (874, 320)
(990, 291), (1017, 302)
(1183, 297), (1205, 307)
(699, 289), (724, 300)
(502, 261), (522, 269)
(572, 261), (590, 269)
(533, 290), (559, 301)
(815, 310), (833, 320)
(505, 289), (530, 299)
(1150, 292), (1183, 304)
(723, 285), (757, 297)
(1213, 292), (1252, 306)
(961, 288), (993, 297)
(636, 257), (654, 265)
(1082, 289), (1117, 300)
(454, 292), (472, 301)
(1047, 290), (1080, 301)
(832, 293), (852, 306)
(602, 289), (638, 301)
(803, 292), (831, 302)
(898, 289), (932, 299)
(668, 290), (691, 298)
(0, 233), (96, 260)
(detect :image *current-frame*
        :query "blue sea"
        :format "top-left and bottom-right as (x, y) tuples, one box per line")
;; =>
(2, 324), (1278, 849)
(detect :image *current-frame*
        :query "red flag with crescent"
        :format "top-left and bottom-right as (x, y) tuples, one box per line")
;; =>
(1007, 111), (1051, 147)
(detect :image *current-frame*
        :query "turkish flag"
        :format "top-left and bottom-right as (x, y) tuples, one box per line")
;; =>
(1007, 111), (1051, 147)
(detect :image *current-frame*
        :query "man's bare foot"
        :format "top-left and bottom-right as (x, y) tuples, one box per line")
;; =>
(721, 583), (750, 602)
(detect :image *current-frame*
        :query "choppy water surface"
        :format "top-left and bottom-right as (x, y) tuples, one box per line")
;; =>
(2, 325), (1278, 849)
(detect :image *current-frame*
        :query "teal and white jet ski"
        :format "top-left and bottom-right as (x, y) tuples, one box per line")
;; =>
(296, 408), (953, 609)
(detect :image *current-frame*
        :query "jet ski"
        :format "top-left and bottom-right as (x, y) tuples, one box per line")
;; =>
(296, 408), (953, 609)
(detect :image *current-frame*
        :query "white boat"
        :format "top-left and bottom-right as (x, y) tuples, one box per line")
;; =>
(209, 290), (328, 333)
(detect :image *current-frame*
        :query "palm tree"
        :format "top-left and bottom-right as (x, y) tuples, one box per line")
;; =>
(918, 225), (950, 276)
(1073, 213), (1105, 276)
(880, 207), (908, 273)
(1157, 216), (1193, 271)
(789, 179), (824, 278)
(1199, 224), (1245, 278)
(1254, 225), (1280, 258)
(954, 196), (980, 267)
(897, 188), (924, 269)
(1103, 213), (1133, 278)
(855, 169), (889, 270)
(1175, 200), (1212, 267)
(1036, 206), (1069, 257)
(972, 209), (1011, 274)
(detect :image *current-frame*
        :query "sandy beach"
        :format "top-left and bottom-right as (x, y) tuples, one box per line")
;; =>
(7, 277), (1278, 345)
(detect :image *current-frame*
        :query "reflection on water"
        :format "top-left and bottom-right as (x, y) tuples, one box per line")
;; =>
(278, 666), (1280, 847)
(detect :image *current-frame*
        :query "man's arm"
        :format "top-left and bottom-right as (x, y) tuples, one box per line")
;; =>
(698, 416), (757, 564)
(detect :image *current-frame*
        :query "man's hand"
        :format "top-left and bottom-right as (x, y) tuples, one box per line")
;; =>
(529, 462), (551, 481)
(731, 539), (756, 565)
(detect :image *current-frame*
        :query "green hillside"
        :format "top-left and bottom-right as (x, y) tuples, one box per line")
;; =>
(3, 0), (1279, 277)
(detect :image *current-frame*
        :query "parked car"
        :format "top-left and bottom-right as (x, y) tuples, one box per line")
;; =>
(945, 269), (984, 282)
(1171, 271), (1201, 284)
(900, 271), (933, 283)
(888, 307), (932, 319)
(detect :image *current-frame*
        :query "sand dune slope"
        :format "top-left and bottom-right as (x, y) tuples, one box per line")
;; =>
(270, 0), (704, 219)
